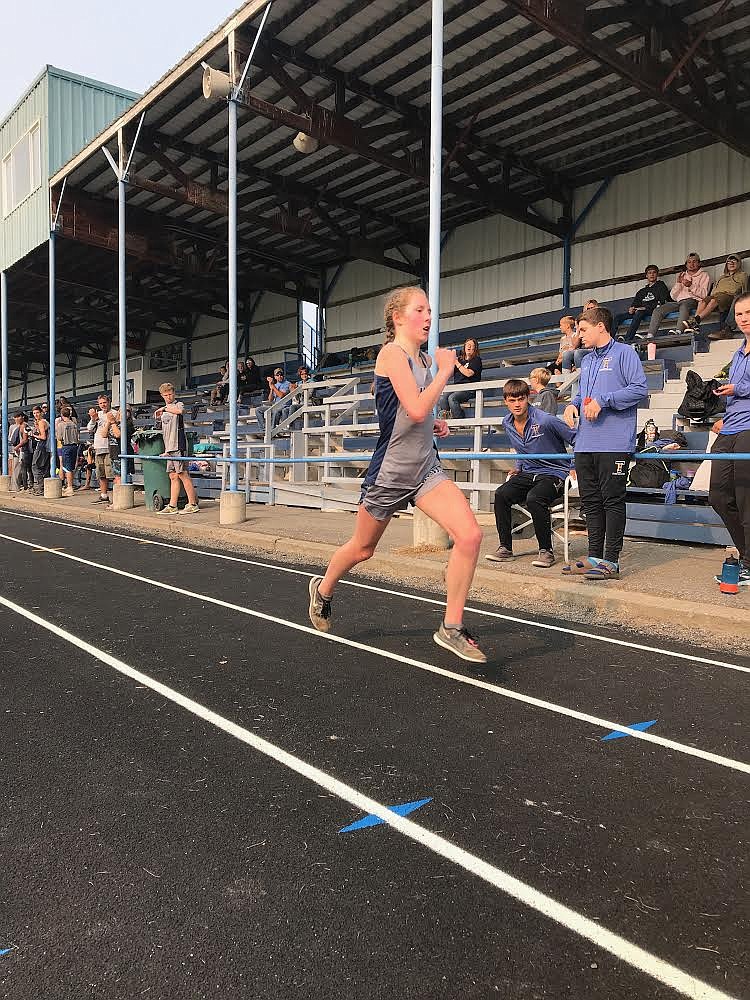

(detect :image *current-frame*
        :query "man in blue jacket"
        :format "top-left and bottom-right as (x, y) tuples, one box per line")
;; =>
(563, 306), (648, 580)
(487, 379), (576, 569)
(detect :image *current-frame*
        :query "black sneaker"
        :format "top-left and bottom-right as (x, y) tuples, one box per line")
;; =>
(308, 576), (332, 632)
(92, 495), (109, 504)
(433, 623), (487, 663)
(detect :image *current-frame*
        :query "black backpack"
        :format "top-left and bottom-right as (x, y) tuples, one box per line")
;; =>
(677, 370), (726, 424)
(627, 449), (671, 489)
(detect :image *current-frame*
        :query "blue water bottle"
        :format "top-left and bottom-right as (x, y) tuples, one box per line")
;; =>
(719, 555), (740, 595)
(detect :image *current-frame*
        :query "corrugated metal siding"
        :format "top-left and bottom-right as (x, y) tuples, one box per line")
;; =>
(571, 144), (750, 304)
(47, 69), (138, 175)
(0, 73), (49, 272)
(325, 262), (415, 350)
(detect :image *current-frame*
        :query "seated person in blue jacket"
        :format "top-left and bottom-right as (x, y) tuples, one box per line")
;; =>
(612, 265), (672, 343)
(486, 378), (576, 569)
(439, 338), (482, 419)
(562, 306), (648, 580)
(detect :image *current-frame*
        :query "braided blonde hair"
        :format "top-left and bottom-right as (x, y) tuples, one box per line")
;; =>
(383, 286), (424, 343)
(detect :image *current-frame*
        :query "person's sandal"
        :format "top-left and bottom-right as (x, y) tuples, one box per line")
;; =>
(561, 557), (598, 576)
(584, 563), (619, 580)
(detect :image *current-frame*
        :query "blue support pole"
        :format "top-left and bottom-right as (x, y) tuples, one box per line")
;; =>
(1, 272), (7, 477)
(48, 232), (57, 479)
(227, 96), (239, 492)
(117, 176), (129, 484)
(427, 0), (444, 364)
(562, 234), (572, 310)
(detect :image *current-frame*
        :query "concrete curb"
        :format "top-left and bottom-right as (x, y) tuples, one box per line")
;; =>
(1, 495), (748, 645)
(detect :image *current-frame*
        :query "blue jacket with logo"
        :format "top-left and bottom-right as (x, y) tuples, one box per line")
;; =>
(571, 339), (648, 453)
(502, 404), (576, 478)
(720, 343), (750, 435)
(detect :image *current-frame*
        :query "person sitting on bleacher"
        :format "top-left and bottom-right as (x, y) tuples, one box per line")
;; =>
(645, 252), (711, 339)
(553, 315), (580, 373)
(612, 265), (671, 344)
(529, 368), (558, 414)
(686, 255), (747, 334)
(487, 378), (575, 569)
(240, 357), (264, 403)
(209, 365), (229, 407)
(256, 367), (293, 434)
(438, 338), (483, 419)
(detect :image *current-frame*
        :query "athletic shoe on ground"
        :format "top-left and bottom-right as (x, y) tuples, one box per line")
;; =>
(531, 549), (556, 568)
(179, 503), (200, 515)
(433, 623), (487, 663)
(308, 576), (332, 632)
(92, 494), (109, 503)
(61, 486), (74, 498)
(485, 545), (514, 563)
(714, 568), (750, 586)
(157, 504), (179, 515)
(32, 488), (43, 496)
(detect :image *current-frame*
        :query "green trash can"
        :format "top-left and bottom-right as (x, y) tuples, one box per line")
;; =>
(133, 429), (197, 511)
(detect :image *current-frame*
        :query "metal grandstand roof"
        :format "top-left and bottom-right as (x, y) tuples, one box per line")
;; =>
(8, 0), (750, 372)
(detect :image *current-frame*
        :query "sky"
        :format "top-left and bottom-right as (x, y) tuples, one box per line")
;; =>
(0, 0), (243, 121)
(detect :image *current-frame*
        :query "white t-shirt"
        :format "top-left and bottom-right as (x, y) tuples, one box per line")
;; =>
(88, 409), (113, 455)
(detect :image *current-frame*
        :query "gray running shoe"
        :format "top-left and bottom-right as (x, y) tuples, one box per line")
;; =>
(532, 549), (556, 568)
(433, 623), (487, 663)
(308, 576), (332, 632)
(485, 545), (514, 563)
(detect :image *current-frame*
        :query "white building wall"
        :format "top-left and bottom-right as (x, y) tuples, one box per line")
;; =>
(323, 142), (750, 353)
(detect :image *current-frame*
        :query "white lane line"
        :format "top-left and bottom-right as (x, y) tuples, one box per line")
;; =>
(0, 529), (747, 777)
(0, 593), (736, 1000)
(1, 509), (747, 675)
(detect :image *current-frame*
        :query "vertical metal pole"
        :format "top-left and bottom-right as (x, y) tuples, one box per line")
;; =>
(118, 176), (129, 484)
(48, 232), (57, 478)
(0, 271), (7, 477)
(562, 234), (572, 310)
(297, 296), (304, 367)
(317, 270), (326, 369)
(228, 97), (239, 492)
(427, 0), (444, 363)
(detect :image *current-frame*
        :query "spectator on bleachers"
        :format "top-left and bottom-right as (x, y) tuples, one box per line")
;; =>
(236, 360), (249, 402)
(256, 367), (293, 434)
(554, 315), (580, 373)
(563, 306), (647, 580)
(612, 265), (672, 343)
(241, 357), (264, 403)
(708, 291), (750, 586)
(487, 378), (575, 568)
(58, 396), (78, 421)
(55, 405), (80, 497)
(29, 405), (50, 495)
(438, 338), (483, 419)
(687, 255), (747, 333)
(646, 252), (711, 338)
(529, 368), (558, 414)
(209, 365), (229, 407)
(9, 412), (31, 492)
(710, 293), (744, 341)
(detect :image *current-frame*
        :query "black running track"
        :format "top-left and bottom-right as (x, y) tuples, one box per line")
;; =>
(0, 508), (748, 1000)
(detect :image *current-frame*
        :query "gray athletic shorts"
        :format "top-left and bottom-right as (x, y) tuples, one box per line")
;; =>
(360, 465), (448, 521)
(165, 451), (186, 474)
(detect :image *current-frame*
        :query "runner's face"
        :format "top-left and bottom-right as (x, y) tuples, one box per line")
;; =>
(396, 291), (431, 344)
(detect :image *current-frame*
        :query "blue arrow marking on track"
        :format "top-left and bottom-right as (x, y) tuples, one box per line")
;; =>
(339, 797), (432, 833)
(602, 720), (657, 741)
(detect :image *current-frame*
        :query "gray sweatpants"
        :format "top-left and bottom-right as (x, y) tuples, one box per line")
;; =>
(647, 298), (697, 338)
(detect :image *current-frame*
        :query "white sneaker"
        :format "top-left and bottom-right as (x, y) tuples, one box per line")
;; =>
(179, 503), (200, 515)
(157, 504), (179, 514)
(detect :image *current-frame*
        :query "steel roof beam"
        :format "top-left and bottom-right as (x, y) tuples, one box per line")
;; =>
(232, 90), (566, 237)
(502, 0), (750, 158)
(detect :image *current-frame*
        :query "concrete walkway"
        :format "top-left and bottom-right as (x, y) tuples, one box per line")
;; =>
(0, 486), (746, 647)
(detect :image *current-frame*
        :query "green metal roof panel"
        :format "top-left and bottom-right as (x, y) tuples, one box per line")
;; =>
(47, 68), (139, 174)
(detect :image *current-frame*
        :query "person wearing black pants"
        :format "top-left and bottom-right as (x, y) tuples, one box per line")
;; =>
(487, 379), (575, 569)
(563, 306), (648, 580)
(573, 452), (631, 563)
(708, 292), (750, 584)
